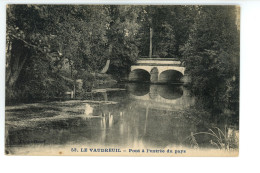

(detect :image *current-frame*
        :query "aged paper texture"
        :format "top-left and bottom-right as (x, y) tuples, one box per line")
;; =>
(5, 4), (239, 156)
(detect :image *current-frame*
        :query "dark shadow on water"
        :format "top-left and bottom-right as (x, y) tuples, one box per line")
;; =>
(127, 83), (150, 96)
(128, 83), (183, 100)
(157, 85), (183, 100)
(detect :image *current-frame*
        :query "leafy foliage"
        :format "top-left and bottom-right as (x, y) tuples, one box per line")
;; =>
(6, 5), (239, 105)
(181, 6), (239, 112)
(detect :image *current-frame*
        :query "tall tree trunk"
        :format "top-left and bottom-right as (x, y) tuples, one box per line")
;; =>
(149, 27), (153, 58)
(6, 39), (28, 99)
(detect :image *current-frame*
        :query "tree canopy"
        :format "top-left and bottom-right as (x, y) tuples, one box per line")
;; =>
(6, 5), (239, 103)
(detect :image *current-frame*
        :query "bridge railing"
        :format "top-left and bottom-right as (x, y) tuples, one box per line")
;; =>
(138, 57), (180, 61)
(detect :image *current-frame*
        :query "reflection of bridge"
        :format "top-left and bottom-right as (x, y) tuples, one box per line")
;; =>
(129, 58), (186, 83)
(128, 84), (195, 111)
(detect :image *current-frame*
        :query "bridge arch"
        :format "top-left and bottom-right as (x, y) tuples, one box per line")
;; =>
(158, 70), (184, 83)
(129, 69), (150, 82)
(129, 59), (185, 84)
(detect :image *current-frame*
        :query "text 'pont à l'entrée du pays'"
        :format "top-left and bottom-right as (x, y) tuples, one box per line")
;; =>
(71, 148), (186, 154)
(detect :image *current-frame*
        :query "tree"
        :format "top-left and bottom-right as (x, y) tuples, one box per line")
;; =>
(137, 6), (196, 58)
(106, 5), (142, 77)
(6, 5), (111, 101)
(6, 5), (60, 100)
(181, 6), (240, 111)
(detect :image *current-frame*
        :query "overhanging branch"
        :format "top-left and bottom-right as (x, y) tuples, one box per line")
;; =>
(9, 33), (57, 61)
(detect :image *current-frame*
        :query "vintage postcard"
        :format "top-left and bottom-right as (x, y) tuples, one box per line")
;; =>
(5, 4), (239, 156)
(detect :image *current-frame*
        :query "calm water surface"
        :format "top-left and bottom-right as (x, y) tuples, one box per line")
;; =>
(5, 83), (239, 154)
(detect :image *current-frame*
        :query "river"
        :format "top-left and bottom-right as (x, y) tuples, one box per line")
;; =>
(5, 83), (239, 155)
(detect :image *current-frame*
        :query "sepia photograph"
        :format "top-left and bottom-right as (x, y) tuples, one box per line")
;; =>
(4, 4), (240, 156)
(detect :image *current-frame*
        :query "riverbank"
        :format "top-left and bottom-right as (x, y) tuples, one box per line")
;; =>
(5, 73), (121, 106)
(5, 84), (239, 156)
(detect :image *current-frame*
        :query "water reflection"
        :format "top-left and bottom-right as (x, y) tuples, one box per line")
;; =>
(128, 83), (195, 111)
(5, 83), (239, 154)
(128, 83), (184, 99)
(127, 83), (150, 96)
(158, 85), (183, 100)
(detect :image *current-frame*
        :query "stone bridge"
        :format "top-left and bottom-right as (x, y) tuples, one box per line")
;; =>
(129, 58), (186, 83)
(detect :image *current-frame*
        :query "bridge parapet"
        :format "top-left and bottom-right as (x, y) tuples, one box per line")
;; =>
(136, 59), (181, 66)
